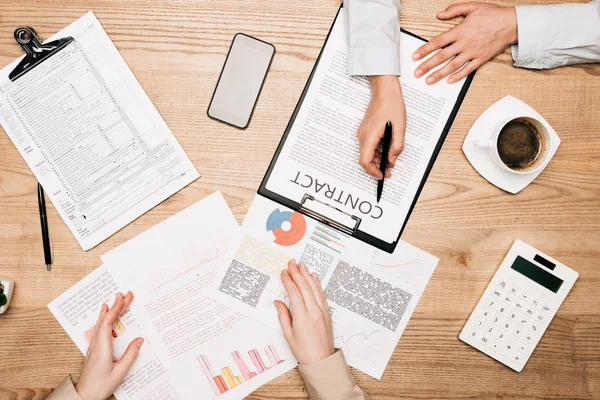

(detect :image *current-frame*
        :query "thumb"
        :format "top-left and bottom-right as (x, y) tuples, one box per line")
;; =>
(437, 2), (478, 19)
(274, 300), (293, 341)
(114, 338), (144, 379)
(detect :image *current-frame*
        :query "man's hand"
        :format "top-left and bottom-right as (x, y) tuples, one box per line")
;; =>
(413, 2), (518, 84)
(274, 260), (335, 365)
(76, 292), (144, 400)
(358, 75), (406, 179)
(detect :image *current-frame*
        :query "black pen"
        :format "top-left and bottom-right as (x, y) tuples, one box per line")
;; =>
(377, 122), (393, 203)
(38, 183), (52, 271)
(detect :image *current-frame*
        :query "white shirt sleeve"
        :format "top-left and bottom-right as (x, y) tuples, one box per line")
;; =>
(343, 0), (402, 76)
(511, 0), (600, 69)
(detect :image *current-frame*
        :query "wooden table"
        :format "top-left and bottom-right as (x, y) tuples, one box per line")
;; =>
(1, 0), (598, 398)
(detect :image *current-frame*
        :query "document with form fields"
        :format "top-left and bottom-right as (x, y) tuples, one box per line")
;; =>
(0, 12), (199, 250)
(261, 7), (472, 251)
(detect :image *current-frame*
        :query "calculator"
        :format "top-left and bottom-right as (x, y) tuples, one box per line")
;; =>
(459, 240), (578, 372)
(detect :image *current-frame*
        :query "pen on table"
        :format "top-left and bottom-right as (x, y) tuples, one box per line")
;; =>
(377, 121), (393, 203)
(38, 183), (52, 271)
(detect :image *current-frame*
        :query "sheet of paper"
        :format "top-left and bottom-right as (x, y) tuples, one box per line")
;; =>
(264, 9), (468, 243)
(210, 195), (438, 379)
(101, 192), (297, 400)
(48, 265), (181, 400)
(0, 12), (199, 250)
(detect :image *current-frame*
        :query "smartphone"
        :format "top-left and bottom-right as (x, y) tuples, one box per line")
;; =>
(207, 33), (275, 129)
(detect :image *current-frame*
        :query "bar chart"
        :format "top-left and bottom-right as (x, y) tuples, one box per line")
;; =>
(198, 345), (285, 395)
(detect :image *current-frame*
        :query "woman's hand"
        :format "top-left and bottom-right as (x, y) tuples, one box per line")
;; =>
(274, 260), (335, 365)
(76, 291), (144, 400)
(358, 75), (406, 179)
(413, 2), (518, 85)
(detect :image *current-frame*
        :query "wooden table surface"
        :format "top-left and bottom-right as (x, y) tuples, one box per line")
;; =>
(0, 0), (598, 398)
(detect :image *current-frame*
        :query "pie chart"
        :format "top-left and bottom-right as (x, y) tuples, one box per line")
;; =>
(266, 208), (306, 246)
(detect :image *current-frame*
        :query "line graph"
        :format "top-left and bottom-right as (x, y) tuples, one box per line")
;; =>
(150, 247), (228, 292)
(375, 258), (419, 268)
(334, 330), (380, 345)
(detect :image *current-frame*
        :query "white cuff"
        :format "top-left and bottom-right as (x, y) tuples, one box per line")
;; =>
(348, 45), (401, 76)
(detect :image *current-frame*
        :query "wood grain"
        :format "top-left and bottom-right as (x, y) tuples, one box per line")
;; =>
(0, 0), (598, 398)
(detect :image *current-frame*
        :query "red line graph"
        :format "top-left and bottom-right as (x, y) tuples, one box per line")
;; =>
(150, 247), (228, 292)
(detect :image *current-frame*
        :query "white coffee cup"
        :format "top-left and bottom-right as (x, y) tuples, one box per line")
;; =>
(474, 116), (552, 175)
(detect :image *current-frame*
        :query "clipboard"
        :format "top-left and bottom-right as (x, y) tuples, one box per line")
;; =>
(9, 26), (74, 81)
(258, 5), (475, 253)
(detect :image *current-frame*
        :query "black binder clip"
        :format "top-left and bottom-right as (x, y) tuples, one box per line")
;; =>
(9, 26), (73, 82)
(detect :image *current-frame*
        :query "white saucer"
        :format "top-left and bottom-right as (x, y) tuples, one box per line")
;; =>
(462, 96), (561, 194)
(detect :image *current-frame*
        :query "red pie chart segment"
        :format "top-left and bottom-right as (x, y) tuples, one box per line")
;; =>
(271, 211), (306, 246)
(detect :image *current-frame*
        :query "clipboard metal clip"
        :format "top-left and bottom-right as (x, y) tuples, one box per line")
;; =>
(299, 194), (361, 235)
(9, 26), (74, 82)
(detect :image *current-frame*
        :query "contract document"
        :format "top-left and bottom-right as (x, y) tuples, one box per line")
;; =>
(0, 12), (199, 250)
(261, 7), (473, 252)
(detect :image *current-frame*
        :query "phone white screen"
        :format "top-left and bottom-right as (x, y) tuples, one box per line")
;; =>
(208, 34), (274, 129)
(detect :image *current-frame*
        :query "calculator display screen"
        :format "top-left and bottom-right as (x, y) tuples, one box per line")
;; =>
(511, 256), (563, 293)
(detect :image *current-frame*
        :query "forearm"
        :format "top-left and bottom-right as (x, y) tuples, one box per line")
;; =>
(512, 0), (600, 69)
(45, 376), (83, 400)
(343, 0), (402, 75)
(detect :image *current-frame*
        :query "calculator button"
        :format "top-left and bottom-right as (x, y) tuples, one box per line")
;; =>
(529, 322), (541, 335)
(480, 309), (491, 320)
(479, 334), (491, 345)
(473, 319), (485, 330)
(508, 286), (519, 296)
(485, 325), (496, 336)
(511, 353), (524, 365)
(497, 280), (507, 290)
(535, 314), (546, 323)
(467, 329), (480, 340)
(491, 315), (502, 326)
(541, 304), (551, 314)
(496, 330), (507, 342)
(502, 295), (514, 305)
(491, 289), (502, 299)
(518, 317), (529, 328)
(513, 300), (525, 311)
(523, 334), (535, 346)
(486, 299), (497, 309)
(520, 293), (530, 302)
(531, 298), (541, 307)
(516, 342), (528, 354)
(497, 304), (508, 316)
(501, 320), (512, 332)
(513, 326), (524, 339)
(488, 342), (500, 353)
(508, 311), (519, 322)
(524, 307), (535, 317)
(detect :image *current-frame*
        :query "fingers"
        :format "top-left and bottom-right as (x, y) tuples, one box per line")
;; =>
(121, 291), (134, 315)
(448, 59), (480, 84)
(389, 119), (405, 164)
(281, 261), (306, 314)
(114, 338), (144, 379)
(416, 43), (461, 80)
(426, 54), (470, 85)
(274, 300), (293, 340)
(95, 303), (108, 330)
(101, 293), (127, 331)
(413, 30), (456, 62)
(437, 2), (479, 19)
(288, 261), (319, 311)
(359, 131), (384, 180)
(298, 264), (326, 309)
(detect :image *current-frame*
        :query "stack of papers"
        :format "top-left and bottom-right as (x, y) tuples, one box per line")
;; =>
(49, 192), (438, 398)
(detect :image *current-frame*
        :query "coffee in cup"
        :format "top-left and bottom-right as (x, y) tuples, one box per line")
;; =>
(496, 117), (545, 171)
(475, 115), (552, 175)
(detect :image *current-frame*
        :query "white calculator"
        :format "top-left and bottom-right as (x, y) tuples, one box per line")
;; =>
(459, 239), (578, 372)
